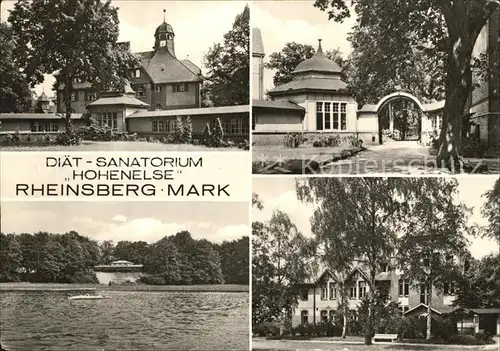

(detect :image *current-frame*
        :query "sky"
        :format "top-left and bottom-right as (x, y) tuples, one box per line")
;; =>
(252, 0), (357, 93)
(1, 201), (250, 244)
(0, 0), (248, 97)
(253, 176), (500, 259)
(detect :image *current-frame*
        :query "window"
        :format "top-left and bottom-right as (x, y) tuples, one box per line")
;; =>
(160, 39), (166, 47)
(320, 310), (328, 323)
(252, 114), (256, 131)
(444, 282), (455, 295)
(349, 285), (357, 299)
(154, 85), (161, 93)
(321, 284), (328, 300)
(432, 115), (443, 131)
(211, 116), (249, 135)
(316, 102), (348, 131)
(420, 284), (428, 304)
(329, 282), (336, 300)
(340, 103), (347, 130)
(398, 279), (409, 297)
(301, 310), (309, 325)
(86, 92), (97, 101)
(152, 119), (174, 133)
(300, 289), (308, 301)
(423, 257), (430, 267)
(174, 83), (189, 92)
(71, 93), (76, 102)
(134, 69), (141, 78)
(30, 122), (58, 132)
(329, 310), (335, 321)
(359, 282), (367, 299)
(403, 306), (409, 314)
(316, 102), (323, 130)
(97, 112), (118, 130)
(136, 86), (145, 98)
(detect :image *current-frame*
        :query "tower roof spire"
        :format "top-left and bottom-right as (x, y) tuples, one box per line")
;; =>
(163, 9), (166, 22)
(316, 39), (324, 55)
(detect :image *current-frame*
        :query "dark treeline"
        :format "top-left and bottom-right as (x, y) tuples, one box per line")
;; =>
(0, 231), (249, 285)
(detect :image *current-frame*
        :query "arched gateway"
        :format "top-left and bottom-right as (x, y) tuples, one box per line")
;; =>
(372, 92), (444, 145)
(375, 92), (425, 144)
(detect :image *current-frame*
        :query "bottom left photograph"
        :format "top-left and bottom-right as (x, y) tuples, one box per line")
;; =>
(0, 201), (250, 351)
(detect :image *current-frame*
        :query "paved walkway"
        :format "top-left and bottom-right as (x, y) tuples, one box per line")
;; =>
(321, 141), (499, 175)
(253, 338), (500, 351)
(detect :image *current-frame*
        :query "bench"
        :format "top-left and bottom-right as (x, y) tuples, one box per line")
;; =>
(373, 333), (398, 343)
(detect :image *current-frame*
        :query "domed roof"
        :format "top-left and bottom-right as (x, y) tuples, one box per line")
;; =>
(155, 21), (174, 35)
(293, 39), (341, 75)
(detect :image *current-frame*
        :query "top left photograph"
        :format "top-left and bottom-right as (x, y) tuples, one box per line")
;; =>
(0, 0), (250, 151)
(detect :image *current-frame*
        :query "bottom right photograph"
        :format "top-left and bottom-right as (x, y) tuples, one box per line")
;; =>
(252, 176), (499, 350)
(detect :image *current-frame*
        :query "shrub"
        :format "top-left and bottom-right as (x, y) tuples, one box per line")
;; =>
(238, 139), (249, 150)
(56, 128), (81, 146)
(174, 116), (184, 143)
(213, 117), (224, 146)
(309, 133), (341, 147)
(253, 321), (281, 337)
(202, 122), (212, 146)
(462, 135), (488, 157)
(139, 274), (166, 285)
(284, 133), (304, 148)
(183, 116), (193, 144)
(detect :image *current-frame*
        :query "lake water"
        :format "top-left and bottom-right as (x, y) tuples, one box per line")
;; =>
(0, 290), (249, 350)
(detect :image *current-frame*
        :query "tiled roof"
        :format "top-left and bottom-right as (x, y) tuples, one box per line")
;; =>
(181, 59), (202, 76)
(252, 28), (264, 56)
(88, 95), (149, 107)
(293, 40), (341, 75)
(139, 49), (202, 84)
(0, 113), (83, 120)
(358, 104), (377, 113)
(128, 104), (249, 118)
(268, 77), (348, 94)
(252, 99), (305, 111)
(423, 100), (445, 112)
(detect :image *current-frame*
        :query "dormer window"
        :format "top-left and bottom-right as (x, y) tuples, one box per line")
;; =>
(134, 69), (141, 78)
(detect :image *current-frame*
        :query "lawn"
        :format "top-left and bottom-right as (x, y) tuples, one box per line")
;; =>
(1, 140), (245, 151)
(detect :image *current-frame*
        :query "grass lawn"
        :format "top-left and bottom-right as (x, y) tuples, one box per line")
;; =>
(0, 282), (249, 292)
(1, 140), (245, 152)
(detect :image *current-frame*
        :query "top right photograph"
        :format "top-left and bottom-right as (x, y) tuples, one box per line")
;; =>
(251, 0), (500, 175)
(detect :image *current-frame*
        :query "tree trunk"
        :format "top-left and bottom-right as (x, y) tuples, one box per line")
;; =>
(426, 284), (432, 340)
(64, 73), (73, 132)
(342, 312), (347, 339)
(436, 33), (475, 171)
(364, 272), (376, 345)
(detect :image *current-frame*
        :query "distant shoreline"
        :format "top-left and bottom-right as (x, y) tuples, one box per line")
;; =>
(0, 282), (249, 293)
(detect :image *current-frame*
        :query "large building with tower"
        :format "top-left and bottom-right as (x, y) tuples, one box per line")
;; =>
(0, 14), (249, 140)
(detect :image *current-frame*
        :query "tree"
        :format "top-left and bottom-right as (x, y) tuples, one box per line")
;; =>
(313, 0), (500, 168)
(252, 204), (315, 330)
(481, 178), (500, 241)
(216, 237), (249, 284)
(0, 233), (23, 282)
(99, 240), (115, 264)
(296, 177), (412, 345)
(8, 0), (138, 141)
(265, 42), (345, 87)
(398, 178), (471, 340)
(203, 5), (249, 106)
(0, 22), (33, 113)
(454, 253), (500, 308)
